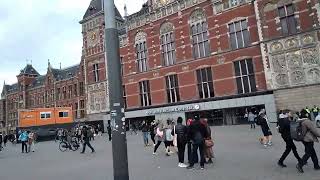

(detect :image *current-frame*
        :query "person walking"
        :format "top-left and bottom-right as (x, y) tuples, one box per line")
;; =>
(296, 110), (320, 173)
(19, 131), (29, 153)
(257, 109), (273, 148)
(187, 115), (209, 170)
(164, 120), (174, 155)
(150, 121), (157, 146)
(141, 121), (149, 146)
(153, 123), (165, 155)
(201, 118), (214, 164)
(107, 124), (112, 141)
(3, 133), (8, 147)
(172, 117), (188, 167)
(248, 111), (257, 129)
(0, 132), (3, 151)
(28, 131), (35, 153)
(81, 126), (95, 154)
(277, 110), (301, 167)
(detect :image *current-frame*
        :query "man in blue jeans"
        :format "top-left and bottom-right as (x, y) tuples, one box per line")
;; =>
(141, 121), (149, 146)
(187, 116), (208, 170)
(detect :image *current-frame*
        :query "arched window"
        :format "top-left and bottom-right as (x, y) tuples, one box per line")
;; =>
(135, 32), (148, 73)
(190, 9), (210, 59)
(160, 22), (176, 66)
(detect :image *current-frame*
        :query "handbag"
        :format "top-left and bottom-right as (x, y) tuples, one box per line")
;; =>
(205, 139), (214, 147)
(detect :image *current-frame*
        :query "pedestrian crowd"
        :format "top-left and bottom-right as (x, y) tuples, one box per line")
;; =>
(136, 115), (214, 170)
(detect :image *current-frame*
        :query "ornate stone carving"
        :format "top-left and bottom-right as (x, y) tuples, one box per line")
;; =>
(270, 42), (283, 52)
(275, 74), (289, 86)
(135, 31), (147, 44)
(160, 22), (174, 34)
(290, 70), (305, 84)
(284, 38), (298, 49)
(272, 55), (286, 72)
(302, 34), (315, 45)
(302, 48), (319, 65)
(307, 68), (320, 83)
(190, 9), (206, 24)
(286, 51), (302, 69)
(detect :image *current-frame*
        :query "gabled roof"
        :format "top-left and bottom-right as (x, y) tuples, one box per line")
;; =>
(82, 0), (123, 21)
(126, 2), (149, 21)
(18, 64), (40, 76)
(6, 83), (18, 93)
(30, 76), (45, 88)
(51, 65), (79, 81)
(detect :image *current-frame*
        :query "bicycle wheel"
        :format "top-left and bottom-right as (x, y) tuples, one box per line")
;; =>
(59, 142), (68, 152)
(71, 141), (79, 151)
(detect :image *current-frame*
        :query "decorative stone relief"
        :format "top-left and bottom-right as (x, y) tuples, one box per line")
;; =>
(87, 82), (108, 114)
(190, 9), (206, 24)
(275, 74), (289, 86)
(271, 55), (286, 72)
(302, 34), (315, 45)
(135, 31), (147, 43)
(270, 42), (283, 52)
(160, 22), (174, 34)
(286, 51), (302, 69)
(284, 38), (298, 49)
(301, 48), (319, 65)
(290, 70), (305, 85)
(307, 68), (320, 82)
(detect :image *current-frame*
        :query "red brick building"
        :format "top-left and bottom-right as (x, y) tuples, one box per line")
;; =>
(254, 0), (320, 111)
(120, 0), (277, 125)
(1, 62), (86, 133)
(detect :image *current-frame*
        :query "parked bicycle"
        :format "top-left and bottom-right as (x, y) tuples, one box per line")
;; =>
(59, 137), (80, 152)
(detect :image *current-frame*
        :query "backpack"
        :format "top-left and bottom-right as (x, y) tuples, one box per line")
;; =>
(255, 115), (263, 125)
(193, 131), (204, 144)
(290, 120), (305, 141)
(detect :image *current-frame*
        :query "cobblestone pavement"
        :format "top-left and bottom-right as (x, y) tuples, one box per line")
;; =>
(0, 125), (319, 180)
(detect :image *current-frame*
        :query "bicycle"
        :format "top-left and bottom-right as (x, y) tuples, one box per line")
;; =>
(59, 138), (80, 152)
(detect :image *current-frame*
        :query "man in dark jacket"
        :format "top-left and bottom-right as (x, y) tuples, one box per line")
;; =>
(296, 110), (320, 173)
(278, 110), (301, 167)
(187, 115), (208, 170)
(107, 124), (112, 141)
(81, 126), (95, 154)
(172, 117), (188, 168)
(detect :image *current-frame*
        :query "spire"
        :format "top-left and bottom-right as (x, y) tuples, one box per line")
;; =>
(124, 4), (128, 18)
(60, 62), (62, 70)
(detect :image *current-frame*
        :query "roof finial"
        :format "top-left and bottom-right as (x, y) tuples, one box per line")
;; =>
(60, 62), (62, 69)
(124, 4), (128, 18)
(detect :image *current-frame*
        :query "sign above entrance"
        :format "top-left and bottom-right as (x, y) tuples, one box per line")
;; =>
(146, 104), (200, 115)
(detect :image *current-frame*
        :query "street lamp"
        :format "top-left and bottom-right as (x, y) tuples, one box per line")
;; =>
(103, 0), (129, 180)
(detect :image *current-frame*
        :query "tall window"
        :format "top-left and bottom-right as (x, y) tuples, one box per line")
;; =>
(120, 57), (124, 76)
(278, 4), (297, 35)
(135, 32), (148, 72)
(79, 82), (84, 96)
(229, 20), (250, 49)
(196, 67), (214, 99)
(93, 63), (99, 82)
(68, 85), (72, 99)
(234, 59), (257, 94)
(165, 74), (180, 103)
(139, 81), (151, 106)
(63, 87), (67, 99)
(190, 10), (210, 59)
(160, 22), (176, 66)
(74, 84), (78, 96)
(123, 85), (127, 109)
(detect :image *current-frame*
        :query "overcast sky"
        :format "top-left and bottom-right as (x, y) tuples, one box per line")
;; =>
(0, 0), (145, 93)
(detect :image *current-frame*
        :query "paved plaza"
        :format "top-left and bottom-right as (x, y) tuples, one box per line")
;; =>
(0, 125), (319, 180)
